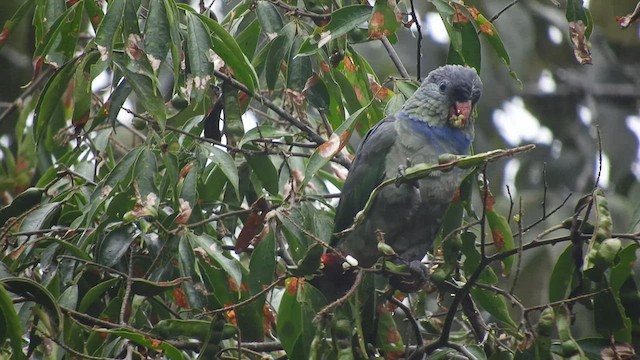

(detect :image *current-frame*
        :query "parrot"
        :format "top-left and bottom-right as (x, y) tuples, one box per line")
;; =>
(320, 65), (483, 294)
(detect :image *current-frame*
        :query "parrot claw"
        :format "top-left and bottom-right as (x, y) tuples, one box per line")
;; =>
(395, 162), (420, 189)
(388, 260), (428, 293)
(395, 165), (406, 187)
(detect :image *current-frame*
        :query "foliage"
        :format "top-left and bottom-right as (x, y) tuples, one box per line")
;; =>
(0, 0), (639, 359)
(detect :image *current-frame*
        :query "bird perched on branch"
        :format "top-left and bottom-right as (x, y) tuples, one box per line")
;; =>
(321, 65), (483, 294)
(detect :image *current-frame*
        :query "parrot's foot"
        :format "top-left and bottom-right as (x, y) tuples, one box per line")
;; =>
(395, 160), (420, 188)
(388, 260), (428, 293)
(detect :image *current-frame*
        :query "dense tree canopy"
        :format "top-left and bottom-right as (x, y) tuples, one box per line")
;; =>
(1, 0), (640, 359)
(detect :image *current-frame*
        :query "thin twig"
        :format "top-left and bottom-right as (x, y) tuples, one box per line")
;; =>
(506, 185), (514, 223)
(524, 288), (609, 313)
(183, 208), (253, 229)
(0, 67), (54, 124)
(409, 0), (422, 80)
(213, 70), (326, 145)
(196, 275), (288, 317)
(314, 270), (365, 322)
(40, 331), (115, 360)
(120, 246), (135, 324)
(269, 0), (330, 20)
(479, 166), (489, 260)
(489, 0), (522, 22)
(381, 36), (410, 79)
(517, 192), (572, 236)
(387, 295), (423, 348)
(509, 197), (524, 294)
(595, 125), (603, 188)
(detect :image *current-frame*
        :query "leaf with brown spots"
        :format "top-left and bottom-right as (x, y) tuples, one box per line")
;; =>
(486, 196), (515, 276)
(376, 305), (404, 358)
(368, 0), (401, 39)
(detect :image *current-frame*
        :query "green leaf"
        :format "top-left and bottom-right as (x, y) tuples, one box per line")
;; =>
(94, 0), (126, 56)
(0, 0), (36, 51)
(300, 106), (368, 189)
(461, 232), (498, 285)
(236, 19), (261, 59)
(298, 5), (373, 56)
(277, 279), (326, 359)
(178, 235), (207, 309)
(470, 287), (517, 328)
(202, 144), (239, 199)
(133, 147), (158, 198)
(101, 329), (186, 360)
(185, 11), (213, 99)
(19, 202), (61, 234)
(100, 79), (132, 127)
(58, 284), (78, 310)
(189, 10), (259, 93)
(0, 187), (44, 226)
(33, 58), (77, 143)
(144, 0), (171, 67)
(0, 277), (63, 336)
(287, 36), (312, 91)
(92, 146), (143, 201)
(33, 1), (83, 66)
(0, 284), (26, 359)
(221, 82), (245, 147)
(593, 281), (628, 336)
(246, 153), (279, 195)
(446, 15), (480, 72)
(96, 225), (137, 267)
(78, 277), (121, 313)
(610, 243), (637, 291)
(431, 0), (461, 54)
(265, 24), (295, 90)
(256, 0), (284, 37)
(548, 244), (575, 302)
(112, 57), (166, 124)
(190, 233), (243, 289)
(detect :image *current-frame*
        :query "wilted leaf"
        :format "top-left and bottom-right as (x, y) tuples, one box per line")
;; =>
(568, 20), (592, 64)
(616, 2), (640, 29)
(235, 198), (270, 253)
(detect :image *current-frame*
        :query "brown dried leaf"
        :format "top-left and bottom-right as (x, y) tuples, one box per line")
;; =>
(601, 343), (636, 360)
(568, 20), (592, 64)
(235, 197), (270, 253)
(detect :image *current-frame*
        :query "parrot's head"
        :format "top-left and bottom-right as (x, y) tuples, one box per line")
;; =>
(402, 65), (483, 129)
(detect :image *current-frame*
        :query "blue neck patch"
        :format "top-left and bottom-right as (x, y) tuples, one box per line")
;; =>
(400, 112), (472, 154)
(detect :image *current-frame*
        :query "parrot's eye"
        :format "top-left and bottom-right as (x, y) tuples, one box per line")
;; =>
(438, 81), (447, 93)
